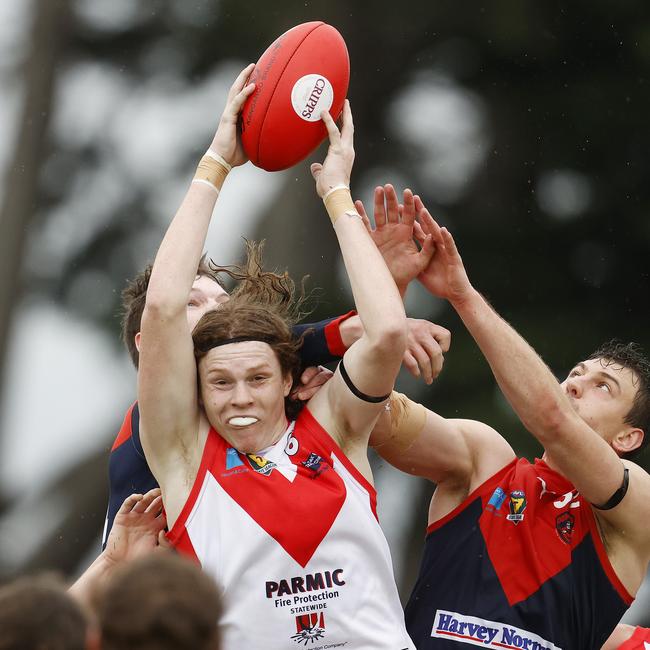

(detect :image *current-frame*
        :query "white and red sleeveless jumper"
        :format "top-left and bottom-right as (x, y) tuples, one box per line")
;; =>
(167, 406), (414, 650)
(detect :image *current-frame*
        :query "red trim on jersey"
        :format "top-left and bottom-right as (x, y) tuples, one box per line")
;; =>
(173, 529), (201, 565)
(426, 457), (517, 535)
(110, 402), (136, 451)
(166, 430), (218, 548)
(618, 627), (650, 649)
(586, 505), (634, 605)
(324, 311), (356, 357)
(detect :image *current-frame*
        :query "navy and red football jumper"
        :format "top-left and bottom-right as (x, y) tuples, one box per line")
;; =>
(102, 313), (354, 547)
(405, 457), (633, 650)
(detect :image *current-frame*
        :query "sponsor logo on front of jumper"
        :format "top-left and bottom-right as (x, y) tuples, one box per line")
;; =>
(225, 447), (244, 469)
(506, 490), (527, 524)
(246, 453), (277, 476)
(266, 570), (346, 645)
(432, 610), (561, 649)
(301, 452), (328, 478)
(485, 487), (507, 514)
(291, 612), (326, 645)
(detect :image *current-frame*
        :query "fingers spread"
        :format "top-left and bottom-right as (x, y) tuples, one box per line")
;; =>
(401, 188), (415, 226)
(384, 184), (400, 224)
(144, 494), (164, 515)
(373, 186), (387, 227)
(119, 494), (143, 514)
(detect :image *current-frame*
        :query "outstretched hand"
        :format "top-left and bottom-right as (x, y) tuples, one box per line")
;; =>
(415, 211), (473, 304)
(310, 99), (355, 198)
(356, 186), (435, 295)
(103, 488), (168, 568)
(403, 319), (451, 384)
(210, 63), (256, 168)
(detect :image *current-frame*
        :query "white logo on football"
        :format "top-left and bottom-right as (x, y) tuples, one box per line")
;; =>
(291, 74), (334, 122)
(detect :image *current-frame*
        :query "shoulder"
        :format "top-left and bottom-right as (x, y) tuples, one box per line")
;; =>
(450, 418), (516, 487)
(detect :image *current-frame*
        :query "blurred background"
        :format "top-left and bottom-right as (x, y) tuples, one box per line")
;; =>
(0, 0), (648, 624)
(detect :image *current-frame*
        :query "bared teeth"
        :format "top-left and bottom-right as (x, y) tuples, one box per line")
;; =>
(229, 417), (258, 426)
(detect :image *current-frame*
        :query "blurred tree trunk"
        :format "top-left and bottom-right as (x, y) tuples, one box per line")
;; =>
(0, 0), (71, 514)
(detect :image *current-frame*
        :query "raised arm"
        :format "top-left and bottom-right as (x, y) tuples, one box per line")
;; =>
(138, 66), (255, 494)
(307, 102), (407, 472)
(416, 213), (650, 542)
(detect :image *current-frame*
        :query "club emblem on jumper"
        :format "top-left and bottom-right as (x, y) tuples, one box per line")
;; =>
(225, 447), (244, 470)
(555, 511), (575, 544)
(301, 452), (328, 478)
(506, 490), (527, 524)
(291, 612), (325, 645)
(246, 453), (276, 476)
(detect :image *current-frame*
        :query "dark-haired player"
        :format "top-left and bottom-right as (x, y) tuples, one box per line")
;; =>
(360, 196), (650, 649)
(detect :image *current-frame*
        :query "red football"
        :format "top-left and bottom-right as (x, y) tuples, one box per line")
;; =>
(241, 21), (350, 171)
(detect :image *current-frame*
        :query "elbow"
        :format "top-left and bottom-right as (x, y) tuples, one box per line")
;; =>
(367, 320), (408, 358)
(142, 288), (185, 323)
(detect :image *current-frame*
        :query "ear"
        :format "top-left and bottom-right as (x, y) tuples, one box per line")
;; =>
(283, 372), (293, 398)
(612, 427), (644, 456)
(135, 331), (141, 352)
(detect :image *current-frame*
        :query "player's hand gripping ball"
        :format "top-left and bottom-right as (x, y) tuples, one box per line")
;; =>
(241, 21), (350, 171)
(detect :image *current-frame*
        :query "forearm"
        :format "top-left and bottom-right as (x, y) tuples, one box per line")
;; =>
(328, 191), (406, 349)
(452, 288), (570, 438)
(68, 552), (114, 606)
(338, 313), (363, 349)
(146, 161), (225, 311)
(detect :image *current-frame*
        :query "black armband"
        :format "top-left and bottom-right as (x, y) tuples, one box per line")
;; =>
(593, 467), (630, 510)
(338, 359), (391, 403)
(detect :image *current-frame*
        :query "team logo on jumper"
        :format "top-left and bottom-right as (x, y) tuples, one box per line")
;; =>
(432, 610), (561, 649)
(506, 490), (527, 524)
(291, 612), (326, 645)
(225, 447), (244, 470)
(555, 511), (575, 544)
(301, 452), (328, 478)
(246, 453), (276, 476)
(486, 487), (507, 513)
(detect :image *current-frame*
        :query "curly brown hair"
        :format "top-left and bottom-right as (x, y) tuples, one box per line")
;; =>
(193, 240), (312, 419)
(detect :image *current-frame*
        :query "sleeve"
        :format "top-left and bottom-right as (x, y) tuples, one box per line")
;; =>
(293, 311), (356, 367)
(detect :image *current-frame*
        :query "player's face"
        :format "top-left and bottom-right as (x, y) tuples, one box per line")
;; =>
(186, 275), (229, 332)
(560, 358), (639, 442)
(198, 341), (292, 454)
